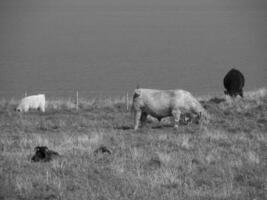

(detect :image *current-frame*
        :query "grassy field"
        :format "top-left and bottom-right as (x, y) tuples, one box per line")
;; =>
(0, 89), (266, 200)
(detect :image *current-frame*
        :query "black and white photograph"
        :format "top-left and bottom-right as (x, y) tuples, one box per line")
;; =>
(0, 0), (266, 199)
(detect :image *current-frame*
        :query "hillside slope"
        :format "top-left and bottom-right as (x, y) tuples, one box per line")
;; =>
(0, 89), (266, 200)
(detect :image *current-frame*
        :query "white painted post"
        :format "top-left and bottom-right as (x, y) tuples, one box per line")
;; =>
(126, 91), (129, 111)
(76, 90), (79, 111)
(24, 91), (27, 97)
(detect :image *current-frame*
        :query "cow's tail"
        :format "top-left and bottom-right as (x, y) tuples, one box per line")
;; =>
(131, 88), (139, 116)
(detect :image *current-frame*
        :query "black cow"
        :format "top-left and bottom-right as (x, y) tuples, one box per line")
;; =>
(31, 146), (59, 162)
(94, 145), (112, 155)
(223, 68), (245, 97)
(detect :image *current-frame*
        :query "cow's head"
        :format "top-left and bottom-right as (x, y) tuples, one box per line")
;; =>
(14, 105), (21, 112)
(15, 108), (21, 112)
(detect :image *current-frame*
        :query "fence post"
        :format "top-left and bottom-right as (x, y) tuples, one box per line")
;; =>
(76, 90), (79, 111)
(126, 91), (129, 111)
(24, 91), (27, 97)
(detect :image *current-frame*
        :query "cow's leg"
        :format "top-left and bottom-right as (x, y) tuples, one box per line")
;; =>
(40, 105), (45, 112)
(157, 117), (163, 128)
(134, 110), (142, 130)
(171, 109), (181, 129)
(140, 112), (147, 127)
(40, 107), (45, 112)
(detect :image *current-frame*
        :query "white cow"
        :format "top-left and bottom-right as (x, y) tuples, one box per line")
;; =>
(16, 94), (46, 112)
(132, 88), (209, 130)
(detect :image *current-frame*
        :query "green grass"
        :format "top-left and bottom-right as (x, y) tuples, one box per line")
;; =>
(0, 89), (266, 200)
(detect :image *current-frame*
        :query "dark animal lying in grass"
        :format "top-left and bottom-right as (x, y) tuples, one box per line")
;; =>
(31, 146), (59, 162)
(223, 68), (245, 97)
(144, 158), (161, 171)
(94, 146), (112, 155)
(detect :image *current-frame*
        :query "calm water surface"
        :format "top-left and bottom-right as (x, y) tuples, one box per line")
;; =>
(0, 0), (266, 98)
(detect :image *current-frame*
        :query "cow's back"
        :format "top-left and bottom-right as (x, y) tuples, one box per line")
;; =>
(23, 94), (45, 104)
(138, 89), (175, 117)
(18, 94), (45, 112)
(223, 68), (245, 97)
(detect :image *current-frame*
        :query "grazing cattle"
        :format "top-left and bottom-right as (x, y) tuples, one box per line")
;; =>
(31, 146), (59, 162)
(132, 88), (209, 130)
(223, 68), (245, 97)
(16, 94), (45, 112)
